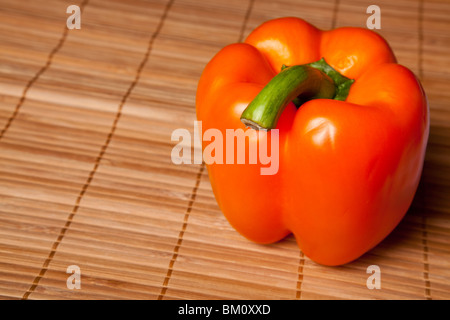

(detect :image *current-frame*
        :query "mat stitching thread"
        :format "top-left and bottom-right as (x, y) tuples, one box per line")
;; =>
(418, 0), (424, 80)
(21, 0), (174, 299)
(0, 0), (89, 141)
(157, 163), (205, 299)
(331, 0), (340, 29)
(422, 217), (432, 300)
(418, 0), (431, 300)
(296, 251), (305, 299)
(238, 0), (255, 42)
(157, 0), (255, 300)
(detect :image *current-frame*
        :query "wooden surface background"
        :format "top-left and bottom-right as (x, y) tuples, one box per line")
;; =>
(0, 0), (449, 300)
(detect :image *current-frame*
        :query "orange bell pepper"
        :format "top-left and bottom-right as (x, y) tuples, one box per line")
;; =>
(196, 17), (429, 266)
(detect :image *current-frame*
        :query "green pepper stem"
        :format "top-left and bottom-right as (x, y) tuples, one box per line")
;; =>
(240, 58), (354, 130)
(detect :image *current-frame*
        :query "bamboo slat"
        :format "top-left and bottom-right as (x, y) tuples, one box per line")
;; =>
(0, 0), (449, 300)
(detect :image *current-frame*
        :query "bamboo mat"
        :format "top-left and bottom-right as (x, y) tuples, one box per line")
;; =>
(0, 0), (449, 300)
